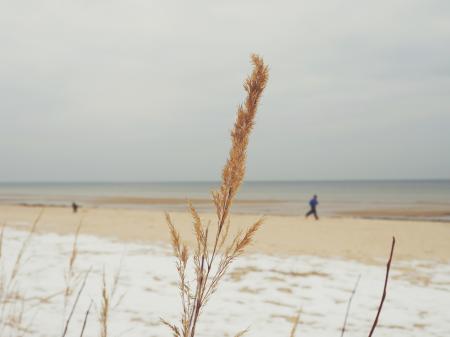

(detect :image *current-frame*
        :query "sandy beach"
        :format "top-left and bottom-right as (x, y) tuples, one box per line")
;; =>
(2, 204), (449, 263)
(1, 206), (449, 337)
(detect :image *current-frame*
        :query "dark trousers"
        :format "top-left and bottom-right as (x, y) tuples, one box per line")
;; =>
(305, 206), (319, 220)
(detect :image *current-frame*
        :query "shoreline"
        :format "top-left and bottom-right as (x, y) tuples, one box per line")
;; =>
(1, 198), (450, 222)
(1, 204), (449, 263)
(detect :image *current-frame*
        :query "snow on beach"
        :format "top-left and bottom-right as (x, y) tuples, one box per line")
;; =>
(1, 225), (449, 337)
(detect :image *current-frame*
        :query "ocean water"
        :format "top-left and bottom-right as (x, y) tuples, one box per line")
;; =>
(0, 180), (449, 219)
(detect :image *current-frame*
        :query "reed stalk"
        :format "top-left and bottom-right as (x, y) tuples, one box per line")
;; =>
(163, 54), (269, 337)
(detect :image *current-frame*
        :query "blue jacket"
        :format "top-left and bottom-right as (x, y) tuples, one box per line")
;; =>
(309, 198), (318, 207)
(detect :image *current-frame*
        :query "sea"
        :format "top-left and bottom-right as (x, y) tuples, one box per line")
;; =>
(0, 180), (449, 221)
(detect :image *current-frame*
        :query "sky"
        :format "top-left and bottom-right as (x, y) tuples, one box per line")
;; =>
(1, 0), (450, 182)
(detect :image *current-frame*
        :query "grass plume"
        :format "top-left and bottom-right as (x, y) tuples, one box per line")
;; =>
(164, 54), (269, 337)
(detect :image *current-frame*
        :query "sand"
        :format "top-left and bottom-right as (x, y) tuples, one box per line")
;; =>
(1, 204), (449, 263)
(2, 204), (449, 337)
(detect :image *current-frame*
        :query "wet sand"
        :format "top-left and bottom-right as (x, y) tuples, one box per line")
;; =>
(1, 204), (449, 263)
(3, 196), (283, 206)
(338, 208), (450, 220)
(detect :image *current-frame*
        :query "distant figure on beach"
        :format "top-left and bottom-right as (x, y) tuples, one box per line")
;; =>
(72, 202), (79, 213)
(305, 195), (319, 220)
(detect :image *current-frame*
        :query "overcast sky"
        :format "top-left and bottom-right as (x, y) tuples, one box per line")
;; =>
(1, 0), (449, 182)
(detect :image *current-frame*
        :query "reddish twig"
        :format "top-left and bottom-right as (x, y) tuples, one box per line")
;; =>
(367, 237), (396, 337)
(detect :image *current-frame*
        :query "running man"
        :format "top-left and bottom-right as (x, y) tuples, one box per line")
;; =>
(305, 195), (319, 220)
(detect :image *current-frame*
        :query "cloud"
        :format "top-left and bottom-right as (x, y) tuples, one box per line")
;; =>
(1, 0), (449, 181)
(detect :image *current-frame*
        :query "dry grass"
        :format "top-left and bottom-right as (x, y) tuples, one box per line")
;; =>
(98, 262), (123, 337)
(61, 269), (90, 337)
(99, 271), (109, 337)
(163, 54), (269, 337)
(8, 209), (43, 288)
(0, 208), (44, 336)
(110, 254), (125, 310)
(63, 219), (83, 329)
(289, 308), (301, 337)
(234, 328), (249, 337)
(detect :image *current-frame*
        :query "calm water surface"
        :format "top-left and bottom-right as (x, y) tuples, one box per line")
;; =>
(0, 180), (449, 219)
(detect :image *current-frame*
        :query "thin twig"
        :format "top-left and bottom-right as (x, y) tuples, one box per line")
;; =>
(79, 300), (93, 337)
(61, 268), (91, 337)
(367, 237), (395, 337)
(63, 218), (84, 329)
(340, 274), (361, 337)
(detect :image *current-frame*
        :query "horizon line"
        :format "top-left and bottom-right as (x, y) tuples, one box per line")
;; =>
(1, 178), (450, 184)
